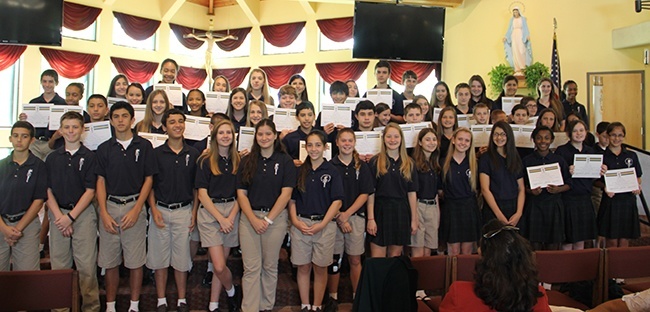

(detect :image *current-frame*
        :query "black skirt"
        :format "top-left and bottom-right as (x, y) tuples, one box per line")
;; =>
(371, 197), (411, 246)
(597, 193), (640, 239)
(443, 197), (481, 243)
(482, 198), (518, 226)
(524, 194), (565, 244)
(563, 194), (597, 243)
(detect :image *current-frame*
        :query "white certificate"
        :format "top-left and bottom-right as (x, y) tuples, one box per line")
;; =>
(22, 104), (52, 128)
(366, 89), (393, 108)
(132, 104), (146, 129)
(403, 99), (413, 107)
(345, 97), (365, 111)
(513, 124), (535, 148)
(432, 107), (442, 123)
(138, 132), (168, 149)
(355, 131), (382, 155)
(273, 107), (299, 131)
(604, 168), (639, 193)
(299, 140), (332, 161)
(49, 105), (84, 130)
(457, 114), (475, 128)
(550, 132), (569, 150)
(82, 121), (112, 151)
(237, 127), (255, 152)
(527, 116), (538, 125)
(205, 91), (230, 114)
(266, 105), (275, 116)
(526, 163), (564, 189)
(502, 97), (520, 115)
(572, 154), (603, 179)
(470, 124), (493, 147)
(320, 103), (352, 127)
(106, 97), (123, 108)
(400, 122), (431, 148)
(184, 116), (211, 141)
(154, 84), (183, 107)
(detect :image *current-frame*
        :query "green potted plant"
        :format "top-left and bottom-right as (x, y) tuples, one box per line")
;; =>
(487, 64), (515, 98)
(523, 62), (550, 96)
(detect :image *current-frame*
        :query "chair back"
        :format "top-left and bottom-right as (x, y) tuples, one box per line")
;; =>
(0, 269), (79, 312)
(411, 255), (449, 294)
(451, 254), (480, 282)
(605, 246), (650, 279)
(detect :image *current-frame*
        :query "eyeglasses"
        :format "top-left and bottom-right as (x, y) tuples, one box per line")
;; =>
(493, 132), (507, 138)
(482, 226), (519, 239)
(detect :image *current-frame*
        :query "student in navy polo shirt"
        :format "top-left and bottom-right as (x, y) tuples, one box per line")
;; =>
(146, 109), (200, 312)
(289, 130), (344, 312)
(236, 119), (296, 312)
(282, 103), (316, 167)
(95, 101), (158, 312)
(144, 59), (188, 113)
(363, 61), (405, 124)
(45, 112), (100, 311)
(0, 121), (47, 271)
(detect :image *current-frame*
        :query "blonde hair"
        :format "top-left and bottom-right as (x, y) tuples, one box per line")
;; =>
(246, 68), (272, 105)
(375, 123), (413, 182)
(198, 120), (240, 175)
(136, 89), (173, 133)
(246, 100), (269, 127)
(442, 127), (477, 193)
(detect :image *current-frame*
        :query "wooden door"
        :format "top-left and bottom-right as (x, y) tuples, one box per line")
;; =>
(587, 71), (645, 149)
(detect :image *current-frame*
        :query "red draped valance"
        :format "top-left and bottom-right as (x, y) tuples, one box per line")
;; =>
(260, 22), (306, 48)
(387, 61), (440, 84)
(315, 61), (369, 84)
(113, 12), (160, 40)
(177, 66), (207, 90)
(215, 28), (252, 52)
(169, 24), (207, 50)
(259, 65), (305, 89)
(110, 57), (158, 84)
(0, 45), (27, 72)
(40, 48), (99, 79)
(63, 2), (102, 31)
(316, 17), (353, 42)
(169, 23), (253, 52)
(212, 67), (251, 89)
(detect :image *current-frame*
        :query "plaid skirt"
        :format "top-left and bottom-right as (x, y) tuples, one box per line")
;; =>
(563, 194), (597, 243)
(482, 198), (518, 226)
(371, 197), (411, 247)
(597, 192), (640, 239)
(443, 197), (480, 243)
(524, 194), (565, 244)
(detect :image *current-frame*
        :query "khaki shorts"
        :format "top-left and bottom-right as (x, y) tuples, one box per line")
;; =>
(146, 204), (192, 272)
(98, 197), (147, 269)
(410, 201), (440, 249)
(290, 218), (336, 267)
(198, 201), (239, 248)
(0, 217), (40, 271)
(333, 214), (366, 256)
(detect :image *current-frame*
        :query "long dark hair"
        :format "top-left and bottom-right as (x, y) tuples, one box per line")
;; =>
(297, 130), (328, 192)
(475, 220), (543, 312)
(107, 74), (128, 98)
(432, 81), (454, 108)
(487, 121), (522, 175)
(413, 128), (440, 173)
(240, 118), (286, 186)
(289, 74), (309, 102)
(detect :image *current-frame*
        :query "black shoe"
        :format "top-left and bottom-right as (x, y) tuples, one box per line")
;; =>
(325, 298), (338, 312)
(197, 247), (208, 256)
(40, 250), (45, 259)
(227, 284), (242, 312)
(202, 271), (213, 288)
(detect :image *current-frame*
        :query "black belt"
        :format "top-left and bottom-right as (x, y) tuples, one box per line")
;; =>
(2, 211), (26, 223)
(252, 207), (271, 212)
(58, 203), (75, 210)
(418, 198), (437, 205)
(211, 197), (236, 204)
(107, 194), (139, 205)
(157, 200), (192, 209)
(353, 212), (366, 218)
(298, 213), (325, 221)
(37, 136), (49, 141)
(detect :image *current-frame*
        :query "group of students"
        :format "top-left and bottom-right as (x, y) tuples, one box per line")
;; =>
(0, 59), (643, 312)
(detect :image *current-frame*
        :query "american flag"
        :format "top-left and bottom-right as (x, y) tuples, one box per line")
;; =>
(551, 32), (561, 90)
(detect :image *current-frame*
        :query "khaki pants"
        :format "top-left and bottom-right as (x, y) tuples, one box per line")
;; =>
(239, 209), (288, 312)
(0, 217), (40, 271)
(29, 139), (53, 161)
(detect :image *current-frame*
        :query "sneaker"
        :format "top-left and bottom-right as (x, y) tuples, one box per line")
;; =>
(202, 271), (213, 288)
(324, 298), (338, 312)
(227, 285), (242, 312)
(177, 303), (189, 312)
(156, 304), (167, 312)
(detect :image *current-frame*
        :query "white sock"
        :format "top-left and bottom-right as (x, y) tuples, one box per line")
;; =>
(106, 301), (116, 312)
(416, 289), (426, 298)
(157, 298), (167, 307)
(207, 262), (214, 272)
(301, 304), (311, 310)
(329, 292), (338, 300)
(178, 298), (186, 306)
(129, 300), (139, 311)
(209, 302), (219, 310)
(101, 267), (106, 276)
(353, 292), (356, 299)
(39, 243), (44, 251)
(226, 285), (235, 297)
(542, 283), (552, 290)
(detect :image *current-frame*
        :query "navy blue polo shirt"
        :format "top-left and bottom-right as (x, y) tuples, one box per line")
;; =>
(29, 93), (66, 140)
(195, 156), (237, 199)
(439, 135), (452, 164)
(236, 151), (296, 210)
(292, 160), (344, 215)
(522, 151), (572, 198)
(454, 106), (473, 115)
(282, 127), (309, 160)
(192, 137), (208, 153)
(231, 115), (246, 133)
(417, 161), (440, 200)
(330, 156), (374, 213)
(0, 153), (47, 215)
(46, 145), (96, 207)
(95, 135), (158, 196)
(149, 124), (165, 134)
(562, 100), (589, 127)
(153, 142), (199, 204)
(369, 155), (418, 199)
(442, 156), (475, 200)
(479, 153), (523, 201)
(602, 147), (642, 179)
(555, 142), (597, 196)
(363, 86), (404, 116)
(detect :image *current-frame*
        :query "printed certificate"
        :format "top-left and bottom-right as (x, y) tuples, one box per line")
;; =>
(205, 91), (230, 114)
(526, 163), (564, 189)
(470, 124), (493, 147)
(457, 114), (475, 128)
(22, 104), (52, 128)
(355, 131), (382, 156)
(106, 97), (123, 107)
(604, 168), (639, 193)
(432, 107), (442, 124)
(184, 116), (211, 141)
(139, 132), (168, 149)
(274, 107), (299, 131)
(132, 104), (147, 129)
(82, 121), (112, 150)
(154, 84), (183, 107)
(400, 122), (431, 148)
(345, 97), (365, 111)
(501, 97), (519, 115)
(572, 154), (603, 178)
(512, 124), (535, 148)
(49, 105), (84, 130)
(366, 89), (393, 108)
(320, 103), (352, 127)
(237, 127), (255, 152)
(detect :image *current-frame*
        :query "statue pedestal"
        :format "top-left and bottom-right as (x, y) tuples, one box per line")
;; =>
(515, 72), (527, 89)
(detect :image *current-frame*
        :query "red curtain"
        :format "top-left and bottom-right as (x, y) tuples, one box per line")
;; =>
(215, 27), (252, 51)
(316, 17), (353, 42)
(0, 45), (27, 72)
(63, 2), (102, 31)
(260, 22), (306, 48)
(113, 12), (161, 40)
(40, 48), (99, 79)
(387, 61), (439, 84)
(212, 67), (251, 88)
(169, 23), (207, 50)
(315, 61), (369, 84)
(110, 57), (158, 84)
(177, 66), (207, 90)
(260, 65), (305, 89)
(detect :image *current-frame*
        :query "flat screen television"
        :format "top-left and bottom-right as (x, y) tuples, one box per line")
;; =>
(353, 1), (445, 62)
(0, 0), (63, 46)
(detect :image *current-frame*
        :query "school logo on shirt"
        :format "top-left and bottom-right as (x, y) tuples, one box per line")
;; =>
(185, 154), (190, 166)
(135, 149), (141, 162)
(356, 169), (360, 180)
(466, 169), (471, 179)
(26, 169), (33, 183)
(321, 174), (331, 188)
(625, 158), (633, 168)
(79, 158), (85, 171)
(274, 163), (279, 175)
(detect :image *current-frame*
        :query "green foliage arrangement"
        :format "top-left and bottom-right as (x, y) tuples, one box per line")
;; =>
(487, 64), (515, 97)
(523, 62), (550, 96)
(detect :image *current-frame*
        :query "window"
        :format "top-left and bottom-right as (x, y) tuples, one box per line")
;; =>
(318, 70), (368, 113)
(62, 22), (97, 41)
(169, 33), (201, 56)
(0, 61), (20, 127)
(113, 17), (156, 51)
(110, 67), (154, 91)
(263, 28), (306, 55)
(319, 32), (353, 51)
(42, 58), (95, 105)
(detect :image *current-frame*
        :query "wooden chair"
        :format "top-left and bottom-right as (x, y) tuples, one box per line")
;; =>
(605, 246), (650, 298)
(411, 255), (449, 312)
(451, 254), (480, 282)
(0, 269), (79, 312)
(535, 249), (604, 310)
